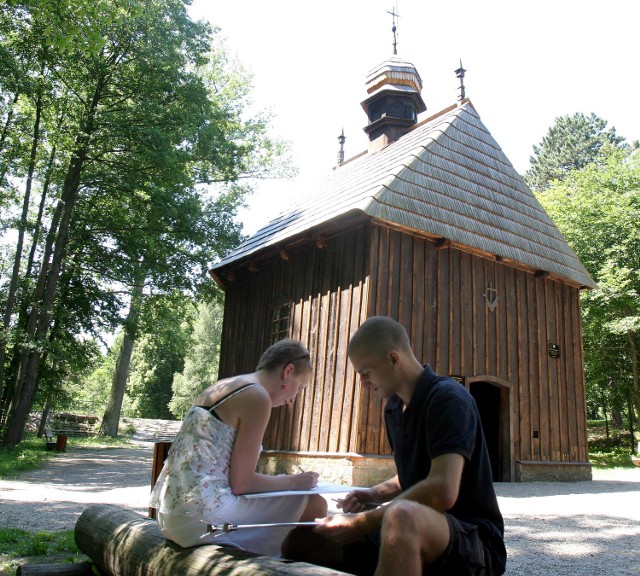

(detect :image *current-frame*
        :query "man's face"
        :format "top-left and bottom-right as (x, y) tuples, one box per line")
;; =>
(349, 348), (399, 398)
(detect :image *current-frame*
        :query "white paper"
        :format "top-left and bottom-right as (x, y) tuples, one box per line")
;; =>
(241, 481), (365, 499)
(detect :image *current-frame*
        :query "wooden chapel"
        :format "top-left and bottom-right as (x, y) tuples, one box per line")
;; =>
(210, 54), (595, 483)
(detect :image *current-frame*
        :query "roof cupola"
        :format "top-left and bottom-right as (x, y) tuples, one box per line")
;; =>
(360, 55), (427, 153)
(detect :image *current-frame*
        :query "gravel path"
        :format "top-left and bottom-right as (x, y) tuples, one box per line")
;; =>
(1, 419), (639, 575)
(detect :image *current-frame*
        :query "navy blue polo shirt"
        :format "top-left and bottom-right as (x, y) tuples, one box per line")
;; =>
(384, 365), (506, 569)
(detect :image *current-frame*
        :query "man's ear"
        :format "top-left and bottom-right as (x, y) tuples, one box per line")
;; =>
(388, 349), (401, 367)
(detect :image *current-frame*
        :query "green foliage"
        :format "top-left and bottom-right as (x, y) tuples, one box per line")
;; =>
(537, 147), (640, 423)
(169, 298), (224, 418)
(1, 0), (293, 445)
(525, 112), (628, 191)
(588, 420), (637, 468)
(2, 0), (144, 54)
(0, 528), (83, 575)
(589, 445), (635, 468)
(125, 294), (195, 419)
(63, 333), (123, 415)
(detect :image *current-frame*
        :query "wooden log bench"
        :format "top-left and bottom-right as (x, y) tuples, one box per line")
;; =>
(73, 504), (350, 576)
(51, 413), (99, 438)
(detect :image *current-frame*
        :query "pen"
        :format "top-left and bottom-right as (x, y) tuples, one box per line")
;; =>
(332, 498), (383, 509)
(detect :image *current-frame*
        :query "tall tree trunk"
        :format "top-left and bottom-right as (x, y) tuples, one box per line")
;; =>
(99, 281), (144, 437)
(2, 73), (107, 449)
(38, 390), (54, 438)
(0, 90), (20, 183)
(26, 111), (65, 279)
(0, 88), (43, 404)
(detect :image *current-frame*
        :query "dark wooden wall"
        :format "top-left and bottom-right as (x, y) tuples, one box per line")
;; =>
(218, 221), (589, 466)
(363, 224), (588, 464)
(218, 224), (370, 454)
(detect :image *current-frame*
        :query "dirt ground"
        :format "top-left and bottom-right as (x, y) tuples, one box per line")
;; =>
(1, 419), (638, 575)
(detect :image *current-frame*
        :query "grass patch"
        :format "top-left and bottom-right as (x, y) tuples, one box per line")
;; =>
(65, 434), (132, 450)
(588, 419), (637, 468)
(0, 436), (55, 480)
(0, 528), (88, 576)
(0, 432), (132, 480)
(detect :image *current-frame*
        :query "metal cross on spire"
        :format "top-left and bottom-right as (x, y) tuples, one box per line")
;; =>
(455, 59), (467, 102)
(387, 6), (399, 55)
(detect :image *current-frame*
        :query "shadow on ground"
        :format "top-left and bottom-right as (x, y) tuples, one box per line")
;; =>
(503, 514), (639, 575)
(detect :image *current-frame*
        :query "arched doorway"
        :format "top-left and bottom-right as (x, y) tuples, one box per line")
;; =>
(466, 377), (513, 482)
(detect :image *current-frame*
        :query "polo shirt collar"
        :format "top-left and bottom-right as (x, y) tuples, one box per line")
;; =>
(386, 364), (437, 415)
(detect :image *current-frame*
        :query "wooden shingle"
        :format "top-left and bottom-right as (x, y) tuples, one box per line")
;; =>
(212, 101), (595, 289)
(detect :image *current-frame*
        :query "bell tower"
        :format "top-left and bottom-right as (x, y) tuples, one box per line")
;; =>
(361, 56), (427, 153)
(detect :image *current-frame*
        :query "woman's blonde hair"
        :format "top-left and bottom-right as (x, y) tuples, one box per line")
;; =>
(256, 339), (312, 373)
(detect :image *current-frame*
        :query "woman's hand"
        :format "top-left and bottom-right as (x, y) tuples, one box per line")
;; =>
(284, 471), (319, 491)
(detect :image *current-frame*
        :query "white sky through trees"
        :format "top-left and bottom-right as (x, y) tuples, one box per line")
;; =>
(189, 0), (640, 235)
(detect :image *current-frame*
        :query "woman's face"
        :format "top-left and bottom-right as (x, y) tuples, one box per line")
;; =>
(275, 367), (311, 407)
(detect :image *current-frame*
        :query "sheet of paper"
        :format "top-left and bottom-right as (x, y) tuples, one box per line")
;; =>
(241, 481), (366, 499)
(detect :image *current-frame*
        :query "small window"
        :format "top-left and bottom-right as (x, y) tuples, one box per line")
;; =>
(270, 303), (291, 344)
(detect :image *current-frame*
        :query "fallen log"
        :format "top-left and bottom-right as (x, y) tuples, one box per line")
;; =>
(75, 504), (349, 576)
(16, 561), (95, 576)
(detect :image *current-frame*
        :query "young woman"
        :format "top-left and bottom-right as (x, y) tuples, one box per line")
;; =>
(150, 339), (327, 556)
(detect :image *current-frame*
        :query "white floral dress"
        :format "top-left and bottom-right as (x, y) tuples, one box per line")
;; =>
(149, 384), (308, 556)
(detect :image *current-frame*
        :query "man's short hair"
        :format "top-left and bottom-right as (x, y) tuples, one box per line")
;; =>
(348, 316), (412, 357)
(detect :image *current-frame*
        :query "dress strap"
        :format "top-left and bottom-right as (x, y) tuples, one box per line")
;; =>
(209, 383), (258, 411)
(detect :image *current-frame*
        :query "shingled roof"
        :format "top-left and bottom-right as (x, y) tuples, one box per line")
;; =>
(212, 100), (595, 289)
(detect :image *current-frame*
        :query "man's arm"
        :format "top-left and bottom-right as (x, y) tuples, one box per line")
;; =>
(395, 452), (464, 511)
(316, 453), (464, 543)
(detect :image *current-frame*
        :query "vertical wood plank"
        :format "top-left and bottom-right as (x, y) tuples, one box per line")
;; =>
(527, 275), (540, 460)
(574, 288), (588, 462)
(449, 249), (461, 375)
(547, 281), (561, 461)
(460, 250), (474, 376)
(317, 244), (335, 452)
(485, 259), (498, 376)
(411, 237), (425, 361)
(424, 242), (438, 366)
(471, 254), (485, 376)
(436, 248), (450, 374)
(399, 233), (414, 334)
(516, 269), (531, 461)
(536, 278), (550, 461)
(564, 284), (580, 461)
(496, 261), (509, 381)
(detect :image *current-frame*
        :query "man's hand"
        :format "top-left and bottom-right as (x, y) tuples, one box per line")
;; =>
(337, 488), (381, 512)
(313, 513), (369, 545)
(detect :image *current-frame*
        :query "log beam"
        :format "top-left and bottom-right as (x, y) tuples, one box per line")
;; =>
(16, 562), (95, 575)
(75, 504), (349, 576)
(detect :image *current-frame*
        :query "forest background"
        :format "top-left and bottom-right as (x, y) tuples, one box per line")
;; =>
(0, 0), (638, 455)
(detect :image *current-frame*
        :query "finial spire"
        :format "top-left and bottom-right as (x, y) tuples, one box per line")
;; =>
(454, 59), (466, 102)
(387, 6), (399, 55)
(337, 128), (346, 165)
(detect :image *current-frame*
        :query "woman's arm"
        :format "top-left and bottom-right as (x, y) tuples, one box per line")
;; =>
(227, 386), (317, 494)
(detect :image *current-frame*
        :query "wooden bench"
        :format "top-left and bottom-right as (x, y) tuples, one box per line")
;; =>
(51, 413), (99, 437)
(71, 504), (349, 575)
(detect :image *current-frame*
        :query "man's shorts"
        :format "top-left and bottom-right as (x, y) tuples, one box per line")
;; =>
(341, 513), (502, 576)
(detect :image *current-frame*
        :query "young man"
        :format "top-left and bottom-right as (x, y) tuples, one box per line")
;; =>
(314, 316), (506, 575)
